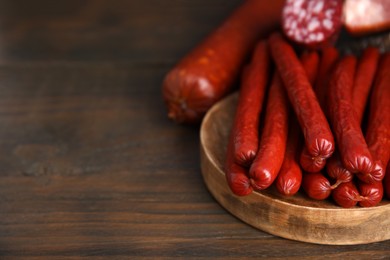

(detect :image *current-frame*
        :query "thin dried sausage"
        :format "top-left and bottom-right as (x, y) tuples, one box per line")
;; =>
(326, 153), (353, 183)
(327, 48), (380, 184)
(358, 181), (384, 207)
(300, 47), (339, 173)
(225, 127), (253, 196)
(327, 55), (377, 177)
(363, 53), (390, 182)
(269, 33), (335, 162)
(332, 182), (360, 208)
(352, 47), (380, 124)
(232, 41), (270, 167)
(249, 72), (289, 191)
(275, 119), (302, 196)
(276, 51), (319, 195)
(302, 172), (332, 200)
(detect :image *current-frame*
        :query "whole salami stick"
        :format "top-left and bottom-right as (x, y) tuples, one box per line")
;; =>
(269, 33), (335, 161)
(276, 51), (319, 196)
(249, 72), (289, 191)
(300, 47), (339, 172)
(363, 53), (390, 182)
(327, 55), (378, 177)
(232, 41), (270, 167)
(162, 0), (284, 124)
(327, 47), (380, 184)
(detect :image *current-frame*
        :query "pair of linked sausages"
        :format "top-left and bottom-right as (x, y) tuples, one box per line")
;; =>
(226, 32), (390, 208)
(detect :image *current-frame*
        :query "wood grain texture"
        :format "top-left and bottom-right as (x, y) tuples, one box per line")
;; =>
(200, 92), (390, 245)
(0, 0), (388, 258)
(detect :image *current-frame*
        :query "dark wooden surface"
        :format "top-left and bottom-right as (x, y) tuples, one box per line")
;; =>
(0, 0), (388, 258)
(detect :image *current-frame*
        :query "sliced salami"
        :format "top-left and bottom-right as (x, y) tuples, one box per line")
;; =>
(343, 0), (390, 36)
(282, 0), (343, 49)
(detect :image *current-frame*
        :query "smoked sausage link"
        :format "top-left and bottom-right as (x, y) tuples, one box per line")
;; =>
(162, 0), (284, 124)
(327, 56), (377, 177)
(225, 124), (253, 196)
(302, 172), (332, 200)
(300, 47), (339, 173)
(314, 47), (339, 112)
(276, 117), (302, 196)
(352, 47), (380, 124)
(269, 33), (335, 161)
(358, 181), (384, 207)
(276, 51), (319, 196)
(232, 41), (270, 167)
(332, 182), (360, 208)
(326, 153), (353, 183)
(327, 48), (379, 184)
(249, 72), (289, 191)
(364, 53), (390, 182)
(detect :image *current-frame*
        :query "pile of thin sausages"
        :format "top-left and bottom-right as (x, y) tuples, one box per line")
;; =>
(225, 32), (390, 208)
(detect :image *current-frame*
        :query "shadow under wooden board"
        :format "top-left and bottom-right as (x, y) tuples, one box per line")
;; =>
(200, 92), (390, 245)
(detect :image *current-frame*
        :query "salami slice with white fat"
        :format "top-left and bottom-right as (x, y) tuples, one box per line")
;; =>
(282, 0), (343, 49)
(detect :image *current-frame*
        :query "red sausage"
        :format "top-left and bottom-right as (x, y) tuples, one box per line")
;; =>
(162, 0), (284, 124)
(225, 125), (253, 196)
(302, 172), (332, 200)
(314, 47), (339, 113)
(326, 153), (353, 183)
(249, 72), (289, 191)
(276, 51), (319, 195)
(300, 51), (320, 92)
(332, 182), (360, 208)
(297, 51), (322, 173)
(269, 33), (335, 162)
(232, 41), (270, 167)
(300, 49), (334, 200)
(352, 47), (380, 124)
(300, 47), (340, 173)
(300, 149), (325, 173)
(275, 121), (302, 196)
(357, 162), (385, 184)
(300, 47), (339, 173)
(327, 56), (378, 177)
(358, 181), (384, 207)
(282, 0), (343, 49)
(364, 53), (390, 181)
(327, 48), (380, 184)
(343, 0), (390, 36)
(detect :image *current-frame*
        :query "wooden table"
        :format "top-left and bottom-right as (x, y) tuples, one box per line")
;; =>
(0, 0), (388, 258)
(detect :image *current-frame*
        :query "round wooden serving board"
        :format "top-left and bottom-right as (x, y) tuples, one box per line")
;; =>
(200, 92), (390, 245)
